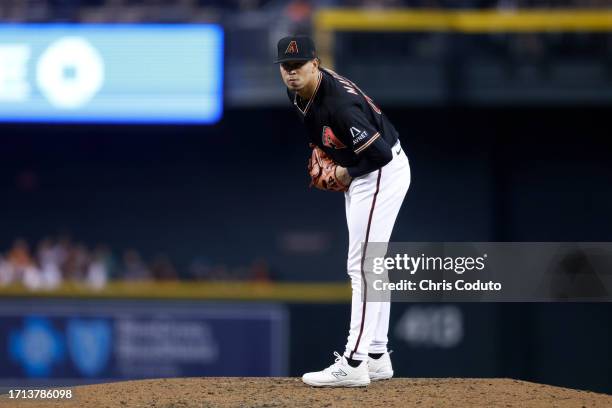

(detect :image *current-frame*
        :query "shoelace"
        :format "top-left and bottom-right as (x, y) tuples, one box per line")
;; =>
(324, 351), (344, 373)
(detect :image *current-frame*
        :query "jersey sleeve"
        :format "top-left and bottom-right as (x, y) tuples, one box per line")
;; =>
(332, 104), (381, 155)
(333, 104), (393, 178)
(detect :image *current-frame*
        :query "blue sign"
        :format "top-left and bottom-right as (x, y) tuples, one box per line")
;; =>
(66, 319), (112, 377)
(9, 317), (65, 377)
(0, 24), (223, 123)
(0, 301), (287, 381)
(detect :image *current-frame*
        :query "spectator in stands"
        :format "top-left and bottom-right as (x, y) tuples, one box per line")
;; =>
(5, 0), (612, 24)
(150, 253), (179, 280)
(0, 235), (275, 289)
(121, 249), (152, 281)
(63, 242), (90, 281)
(282, 0), (313, 34)
(37, 238), (63, 289)
(86, 245), (111, 289)
(250, 258), (271, 282)
(7, 239), (44, 290)
(187, 256), (213, 280)
(0, 253), (14, 286)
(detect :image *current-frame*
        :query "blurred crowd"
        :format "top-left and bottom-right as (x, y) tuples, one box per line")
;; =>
(0, 0), (610, 23)
(0, 236), (271, 291)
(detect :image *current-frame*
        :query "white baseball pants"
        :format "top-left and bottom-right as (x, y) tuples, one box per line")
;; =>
(344, 140), (411, 361)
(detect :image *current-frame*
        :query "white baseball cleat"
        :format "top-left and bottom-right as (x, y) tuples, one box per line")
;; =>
(368, 351), (394, 381)
(302, 351), (370, 387)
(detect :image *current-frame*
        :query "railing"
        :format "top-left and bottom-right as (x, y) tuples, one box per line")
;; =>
(0, 281), (351, 302)
(314, 8), (612, 67)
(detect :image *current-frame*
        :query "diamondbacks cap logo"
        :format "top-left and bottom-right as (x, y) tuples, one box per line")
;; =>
(285, 40), (299, 54)
(322, 126), (346, 149)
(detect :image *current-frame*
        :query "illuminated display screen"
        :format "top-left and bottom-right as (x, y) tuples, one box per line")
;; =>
(0, 24), (223, 124)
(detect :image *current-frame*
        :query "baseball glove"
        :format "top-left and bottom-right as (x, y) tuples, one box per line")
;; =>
(307, 145), (350, 192)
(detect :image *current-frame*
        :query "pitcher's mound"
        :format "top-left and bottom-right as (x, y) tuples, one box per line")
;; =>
(1, 378), (610, 408)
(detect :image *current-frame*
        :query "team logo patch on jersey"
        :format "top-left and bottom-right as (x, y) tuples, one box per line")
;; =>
(285, 40), (299, 54)
(322, 126), (346, 149)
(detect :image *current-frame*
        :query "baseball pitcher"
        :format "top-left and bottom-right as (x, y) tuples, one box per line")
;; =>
(275, 36), (411, 387)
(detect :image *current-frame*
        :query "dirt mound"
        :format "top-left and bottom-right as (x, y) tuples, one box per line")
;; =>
(1, 378), (610, 408)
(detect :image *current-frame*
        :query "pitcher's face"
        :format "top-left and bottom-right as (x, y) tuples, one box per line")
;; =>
(280, 59), (318, 92)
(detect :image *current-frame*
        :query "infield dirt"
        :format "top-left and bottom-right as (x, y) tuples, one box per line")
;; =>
(1, 378), (611, 408)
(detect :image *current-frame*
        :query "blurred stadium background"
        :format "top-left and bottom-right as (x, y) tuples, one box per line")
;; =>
(1, 0), (611, 395)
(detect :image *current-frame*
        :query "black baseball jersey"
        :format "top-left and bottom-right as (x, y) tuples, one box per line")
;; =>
(287, 67), (399, 177)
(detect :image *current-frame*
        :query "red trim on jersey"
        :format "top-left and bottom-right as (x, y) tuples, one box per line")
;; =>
(354, 132), (381, 155)
(349, 168), (382, 360)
